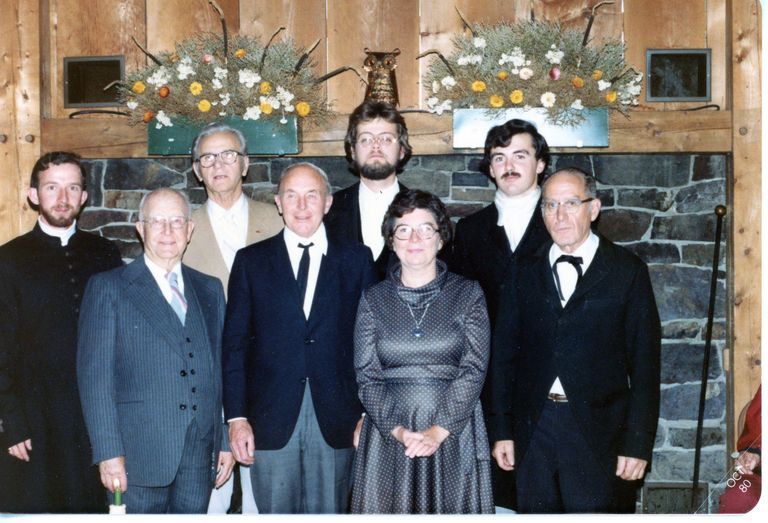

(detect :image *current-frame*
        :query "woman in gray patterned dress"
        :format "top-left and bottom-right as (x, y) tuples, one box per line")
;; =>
(351, 189), (493, 513)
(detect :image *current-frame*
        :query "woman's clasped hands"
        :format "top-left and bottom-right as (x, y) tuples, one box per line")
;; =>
(391, 425), (450, 458)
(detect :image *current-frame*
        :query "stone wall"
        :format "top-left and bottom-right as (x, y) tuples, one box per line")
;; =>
(80, 152), (730, 511)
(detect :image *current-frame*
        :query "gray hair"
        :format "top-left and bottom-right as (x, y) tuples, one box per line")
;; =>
(277, 162), (332, 195)
(542, 167), (597, 199)
(138, 188), (192, 221)
(191, 122), (248, 161)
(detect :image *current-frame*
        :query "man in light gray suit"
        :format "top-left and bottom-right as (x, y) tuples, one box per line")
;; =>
(77, 188), (234, 513)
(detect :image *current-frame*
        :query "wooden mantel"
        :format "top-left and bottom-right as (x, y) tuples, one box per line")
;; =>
(41, 110), (732, 158)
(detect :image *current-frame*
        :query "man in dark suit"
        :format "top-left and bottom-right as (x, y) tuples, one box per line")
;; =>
(447, 119), (551, 510)
(0, 152), (122, 513)
(77, 188), (233, 513)
(223, 162), (376, 513)
(324, 100), (412, 279)
(489, 167), (661, 513)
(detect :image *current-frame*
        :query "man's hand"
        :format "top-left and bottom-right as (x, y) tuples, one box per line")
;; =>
(735, 451), (761, 474)
(353, 416), (364, 449)
(615, 456), (648, 481)
(214, 451), (235, 488)
(492, 440), (515, 471)
(99, 456), (128, 492)
(410, 425), (450, 458)
(8, 439), (32, 462)
(228, 419), (255, 465)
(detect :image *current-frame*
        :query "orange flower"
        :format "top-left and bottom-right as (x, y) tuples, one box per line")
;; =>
(605, 90), (617, 103)
(509, 90), (524, 104)
(571, 76), (585, 89)
(471, 80), (487, 92)
(296, 102), (311, 117)
(592, 69), (603, 81)
(234, 48), (247, 59)
(131, 81), (146, 94)
(489, 95), (504, 108)
(158, 85), (170, 98)
(260, 101), (274, 115)
(259, 81), (272, 95)
(198, 99), (212, 112)
(142, 111), (154, 123)
(189, 82), (203, 96)
(497, 71), (509, 80)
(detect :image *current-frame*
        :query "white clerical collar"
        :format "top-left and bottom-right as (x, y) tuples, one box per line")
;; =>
(359, 178), (400, 199)
(38, 216), (77, 246)
(282, 223), (329, 256)
(206, 193), (247, 221)
(494, 186), (541, 225)
(549, 231), (600, 271)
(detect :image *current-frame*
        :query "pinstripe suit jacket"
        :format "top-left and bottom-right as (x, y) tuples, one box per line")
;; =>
(77, 256), (227, 487)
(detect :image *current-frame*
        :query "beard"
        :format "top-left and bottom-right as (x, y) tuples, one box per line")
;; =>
(40, 205), (79, 228)
(358, 160), (397, 181)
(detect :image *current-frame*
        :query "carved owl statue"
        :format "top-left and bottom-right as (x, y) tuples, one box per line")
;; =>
(363, 48), (400, 107)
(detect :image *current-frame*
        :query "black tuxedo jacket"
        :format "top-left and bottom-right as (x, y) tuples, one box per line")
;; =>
(222, 232), (377, 450)
(325, 181), (407, 280)
(488, 236), (661, 476)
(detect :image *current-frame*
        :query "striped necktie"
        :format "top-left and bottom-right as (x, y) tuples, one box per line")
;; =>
(166, 271), (187, 324)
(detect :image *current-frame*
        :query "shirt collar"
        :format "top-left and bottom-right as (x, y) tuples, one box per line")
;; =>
(358, 178), (400, 201)
(206, 193), (247, 221)
(549, 231), (600, 269)
(37, 217), (77, 246)
(282, 223), (328, 256)
(143, 254), (183, 281)
(495, 186), (541, 223)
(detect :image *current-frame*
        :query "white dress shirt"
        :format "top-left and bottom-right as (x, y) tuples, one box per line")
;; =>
(143, 255), (184, 304)
(283, 224), (328, 318)
(206, 194), (249, 271)
(358, 179), (400, 260)
(547, 231), (600, 396)
(38, 217), (77, 246)
(495, 186), (541, 252)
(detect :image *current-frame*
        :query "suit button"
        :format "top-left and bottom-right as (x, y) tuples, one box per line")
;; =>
(180, 404), (187, 410)
(188, 352), (194, 358)
(192, 405), (197, 411)
(191, 387), (197, 393)
(186, 337), (192, 343)
(304, 338), (315, 344)
(300, 378), (307, 384)
(180, 370), (187, 377)
(190, 369), (196, 375)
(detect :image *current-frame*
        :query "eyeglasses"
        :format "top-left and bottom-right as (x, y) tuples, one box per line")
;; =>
(196, 149), (244, 168)
(540, 198), (595, 215)
(393, 223), (438, 241)
(356, 133), (398, 148)
(143, 216), (189, 230)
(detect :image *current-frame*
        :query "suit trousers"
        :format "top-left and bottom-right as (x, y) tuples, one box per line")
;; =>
(249, 381), (354, 513)
(516, 400), (636, 513)
(121, 418), (213, 514)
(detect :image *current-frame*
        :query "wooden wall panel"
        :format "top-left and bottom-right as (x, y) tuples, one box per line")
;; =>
(46, 0), (145, 118)
(326, 0), (420, 112)
(146, 0), (239, 56)
(707, 0), (728, 111)
(534, 0), (622, 41)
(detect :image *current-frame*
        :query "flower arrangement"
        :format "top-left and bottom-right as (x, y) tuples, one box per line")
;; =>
(120, 32), (330, 128)
(422, 19), (642, 125)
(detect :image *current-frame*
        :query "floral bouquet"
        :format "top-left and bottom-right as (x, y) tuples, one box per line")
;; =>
(422, 19), (642, 125)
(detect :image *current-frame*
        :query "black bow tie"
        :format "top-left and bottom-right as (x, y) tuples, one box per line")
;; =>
(553, 254), (583, 301)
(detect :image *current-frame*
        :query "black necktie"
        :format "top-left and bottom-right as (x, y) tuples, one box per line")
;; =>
(296, 242), (314, 305)
(553, 254), (583, 301)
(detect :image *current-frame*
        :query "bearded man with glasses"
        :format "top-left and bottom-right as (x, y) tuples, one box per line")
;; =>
(488, 167), (661, 513)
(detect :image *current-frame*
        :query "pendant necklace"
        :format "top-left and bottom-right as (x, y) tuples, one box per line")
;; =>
(406, 302), (431, 338)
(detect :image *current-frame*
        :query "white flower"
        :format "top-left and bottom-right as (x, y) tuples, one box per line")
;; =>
(545, 45), (564, 64)
(126, 100), (138, 110)
(238, 69), (262, 88)
(441, 76), (456, 89)
(627, 83), (642, 96)
(146, 66), (170, 86)
(219, 93), (231, 106)
(432, 80), (440, 93)
(473, 37), (487, 49)
(519, 67), (533, 80)
(212, 78), (223, 90)
(284, 104), (295, 112)
(260, 95), (280, 109)
(276, 86), (294, 104)
(155, 110), (172, 128)
(219, 111), (227, 116)
(176, 58), (195, 80)
(426, 97), (452, 115)
(570, 99), (584, 110)
(597, 79), (612, 91)
(540, 91), (556, 108)
(243, 105), (262, 120)
(214, 67), (228, 80)
(457, 54), (482, 66)
(499, 47), (527, 69)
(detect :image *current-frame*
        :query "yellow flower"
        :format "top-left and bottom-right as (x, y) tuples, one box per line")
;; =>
(605, 90), (618, 103)
(234, 48), (247, 59)
(260, 101), (274, 115)
(571, 76), (585, 89)
(131, 81), (146, 94)
(198, 99), (212, 112)
(259, 81), (272, 95)
(497, 71), (509, 80)
(592, 69), (603, 81)
(489, 95), (504, 108)
(471, 80), (487, 92)
(509, 90), (524, 104)
(296, 101), (311, 117)
(189, 82), (203, 96)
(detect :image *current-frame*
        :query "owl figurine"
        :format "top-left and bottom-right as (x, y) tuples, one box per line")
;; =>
(363, 48), (400, 107)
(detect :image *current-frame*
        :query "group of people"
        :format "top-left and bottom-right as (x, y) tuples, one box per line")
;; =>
(0, 100), (662, 515)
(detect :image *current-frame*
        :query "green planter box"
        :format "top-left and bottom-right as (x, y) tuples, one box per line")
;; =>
(452, 108), (609, 149)
(147, 115), (300, 156)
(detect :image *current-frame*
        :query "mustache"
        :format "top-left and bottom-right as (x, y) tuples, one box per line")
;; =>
(500, 171), (521, 179)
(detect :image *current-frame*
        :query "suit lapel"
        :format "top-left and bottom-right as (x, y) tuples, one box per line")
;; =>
(182, 267), (215, 371)
(194, 204), (228, 278)
(269, 236), (306, 316)
(534, 251), (563, 312)
(566, 238), (611, 306)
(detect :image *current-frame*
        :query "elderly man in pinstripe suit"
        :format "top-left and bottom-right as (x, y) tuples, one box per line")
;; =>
(77, 188), (233, 513)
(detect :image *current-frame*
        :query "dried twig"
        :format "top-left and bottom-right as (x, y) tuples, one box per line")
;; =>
(294, 39), (321, 75)
(582, 1), (615, 46)
(416, 49), (455, 76)
(208, 0), (228, 59)
(455, 7), (476, 37)
(260, 27), (285, 73)
(131, 36), (162, 66)
(315, 66), (364, 85)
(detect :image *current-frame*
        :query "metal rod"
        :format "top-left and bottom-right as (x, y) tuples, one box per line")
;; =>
(690, 204), (727, 513)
